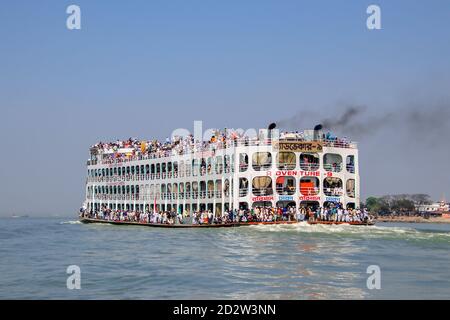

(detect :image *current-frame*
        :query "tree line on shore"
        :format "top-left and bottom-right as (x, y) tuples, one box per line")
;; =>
(363, 194), (433, 216)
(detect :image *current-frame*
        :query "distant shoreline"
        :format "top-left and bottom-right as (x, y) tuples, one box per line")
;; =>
(376, 216), (450, 224)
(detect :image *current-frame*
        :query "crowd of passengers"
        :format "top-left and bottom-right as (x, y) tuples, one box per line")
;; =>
(90, 129), (353, 162)
(79, 203), (371, 225)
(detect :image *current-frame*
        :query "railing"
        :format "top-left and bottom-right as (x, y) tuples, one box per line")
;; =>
(299, 163), (320, 171)
(323, 163), (342, 173)
(323, 188), (344, 196)
(299, 187), (320, 196)
(252, 188), (273, 196)
(239, 189), (248, 197)
(275, 187), (296, 195)
(277, 163), (296, 170)
(87, 137), (357, 166)
(346, 164), (355, 173)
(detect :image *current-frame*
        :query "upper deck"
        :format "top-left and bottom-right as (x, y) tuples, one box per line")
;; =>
(87, 129), (357, 167)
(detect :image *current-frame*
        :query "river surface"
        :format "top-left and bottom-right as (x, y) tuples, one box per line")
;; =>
(0, 217), (449, 299)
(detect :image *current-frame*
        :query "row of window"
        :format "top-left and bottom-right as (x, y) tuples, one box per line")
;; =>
(87, 201), (357, 213)
(87, 153), (356, 179)
(87, 177), (355, 199)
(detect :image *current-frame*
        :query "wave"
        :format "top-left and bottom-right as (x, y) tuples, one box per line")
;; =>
(60, 220), (81, 225)
(249, 222), (450, 242)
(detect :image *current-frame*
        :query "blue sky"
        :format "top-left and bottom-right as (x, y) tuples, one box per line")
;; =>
(1, 1), (450, 216)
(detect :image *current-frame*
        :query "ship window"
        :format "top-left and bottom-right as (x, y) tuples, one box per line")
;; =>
(300, 153), (320, 171)
(149, 185), (154, 198)
(323, 154), (343, 172)
(300, 177), (320, 196)
(215, 180), (222, 198)
(206, 158), (213, 175)
(215, 156), (223, 174)
(161, 184), (166, 199)
(239, 178), (249, 197)
(185, 162), (191, 177)
(179, 161), (184, 177)
(252, 176), (273, 196)
(299, 201), (320, 210)
(239, 153), (248, 172)
(200, 158), (206, 176)
(192, 181), (199, 199)
(239, 202), (249, 210)
(346, 155), (355, 173)
(200, 181), (206, 198)
(276, 176), (295, 195)
(323, 177), (343, 196)
(173, 183), (178, 197)
(346, 179), (355, 198)
(277, 152), (296, 170)
(192, 159), (198, 177)
(224, 179), (230, 197)
(252, 152), (272, 171)
(323, 201), (340, 208)
(224, 156), (231, 173)
(185, 182), (191, 198)
(179, 183), (184, 198)
(207, 180), (214, 198)
(252, 201), (272, 208)
(276, 201), (296, 209)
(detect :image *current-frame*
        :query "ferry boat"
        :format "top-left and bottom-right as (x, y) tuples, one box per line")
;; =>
(81, 123), (362, 227)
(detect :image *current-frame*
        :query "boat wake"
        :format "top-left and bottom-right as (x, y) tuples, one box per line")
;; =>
(60, 220), (82, 225)
(249, 222), (450, 242)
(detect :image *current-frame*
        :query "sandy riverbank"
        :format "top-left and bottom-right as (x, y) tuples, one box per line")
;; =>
(376, 216), (450, 224)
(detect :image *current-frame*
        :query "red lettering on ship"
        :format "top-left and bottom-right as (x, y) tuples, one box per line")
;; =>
(299, 171), (320, 177)
(251, 196), (274, 202)
(299, 195), (321, 201)
(276, 170), (298, 176)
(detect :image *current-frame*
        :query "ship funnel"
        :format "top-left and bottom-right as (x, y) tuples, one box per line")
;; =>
(313, 124), (323, 141)
(268, 123), (276, 140)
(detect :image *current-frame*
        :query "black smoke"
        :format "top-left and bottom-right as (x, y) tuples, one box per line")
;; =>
(277, 102), (450, 142)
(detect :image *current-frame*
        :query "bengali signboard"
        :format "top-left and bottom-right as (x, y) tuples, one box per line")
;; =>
(273, 141), (323, 153)
(299, 195), (321, 201)
(325, 196), (341, 203)
(278, 195), (294, 201)
(251, 196), (274, 202)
